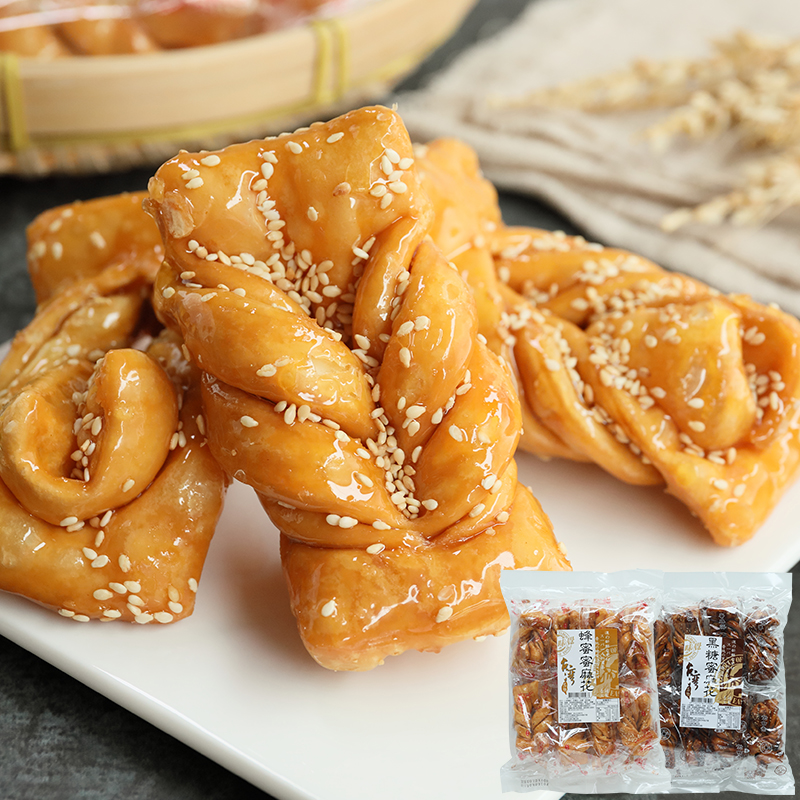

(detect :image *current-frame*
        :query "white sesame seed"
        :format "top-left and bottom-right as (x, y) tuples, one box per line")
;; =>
(119, 555), (131, 573)
(370, 184), (387, 197)
(399, 347), (412, 367)
(91, 417), (102, 436)
(109, 582), (127, 594)
(545, 358), (560, 372)
(168, 602), (183, 614)
(688, 397), (704, 409)
(449, 425), (463, 442)
(72, 615), (90, 622)
(733, 484), (746, 497)
(712, 478), (729, 490)
(389, 181), (407, 194)
(240, 415), (259, 428)
(257, 364), (277, 378)
(186, 177), (204, 189)
(134, 614), (153, 624)
(650, 387), (667, 399)
(497, 511), (510, 523)
(58, 609), (75, 617)
(327, 132), (344, 143)
(688, 421), (706, 432)
(82, 548), (97, 561)
(93, 589), (114, 600)
(188, 578), (198, 593)
(644, 335), (658, 348)
(52, 242), (63, 260)
(287, 141), (303, 154)
(338, 516), (358, 529)
(422, 499), (439, 511)
(398, 157), (414, 170)
(91, 555), (109, 568)
(60, 516), (79, 527)
(122, 478), (135, 492)
(162, 286), (176, 299)
(366, 543), (385, 554)
(469, 504), (486, 518)
(481, 475), (497, 490)
(436, 607), (453, 623)
(380, 194), (393, 209)
(321, 600), (336, 617)
(89, 231), (106, 249)
(200, 154), (221, 166)
(307, 206), (319, 221)
(102, 609), (122, 619)
(155, 612), (174, 624)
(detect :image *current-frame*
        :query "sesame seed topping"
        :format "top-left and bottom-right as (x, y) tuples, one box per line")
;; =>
(650, 387), (667, 399)
(240, 415), (259, 428)
(380, 194), (393, 209)
(162, 286), (176, 299)
(168, 602), (183, 614)
(89, 231), (106, 249)
(185, 177), (204, 190)
(497, 511), (510, 524)
(188, 578), (198, 592)
(688, 421), (706, 432)
(109, 582), (127, 594)
(712, 478), (729, 490)
(399, 347), (412, 367)
(644, 335), (658, 348)
(733, 484), (746, 497)
(58, 609), (75, 617)
(544, 358), (560, 372)
(469, 504), (486, 518)
(422, 499), (439, 511)
(327, 132), (344, 143)
(52, 242), (63, 260)
(436, 607), (453, 623)
(103, 609), (122, 619)
(287, 141), (303, 154)
(449, 425), (464, 442)
(398, 157), (414, 170)
(134, 614), (153, 624)
(72, 615), (90, 622)
(91, 555), (110, 568)
(119, 555), (131, 572)
(366, 543), (385, 554)
(687, 397), (705, 409)
(155, 612), (174, 624)
(307, 206), (319, 221)
(122, 478), (135, 492)
(257, 364), (277, 377)
(200, 155), (221, 166)
(93, 589), (113, 600)
(321, 600), (336, 617)
(60, 516), (79, 527)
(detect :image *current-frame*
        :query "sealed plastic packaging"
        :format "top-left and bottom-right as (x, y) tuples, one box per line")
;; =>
(500, 570), (670, 794)
(656, 573), (793, 795)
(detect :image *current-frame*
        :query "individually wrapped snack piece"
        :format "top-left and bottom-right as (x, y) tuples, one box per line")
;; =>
(500, 570), (669, 794)
(660, 572), (793, 795)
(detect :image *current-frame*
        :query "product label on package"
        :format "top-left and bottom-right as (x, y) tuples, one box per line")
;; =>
(556, 628), (620, 724)
(679, 634), (743, 730)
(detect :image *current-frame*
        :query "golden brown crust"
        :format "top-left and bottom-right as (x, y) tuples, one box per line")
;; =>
(147, 107), (569, 669)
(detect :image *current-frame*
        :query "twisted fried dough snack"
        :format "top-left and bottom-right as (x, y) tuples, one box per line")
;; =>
(0, 206), (227, 623)
(416, 139), (800, 546)
(26, 190), (163, 304)
(147, 106), (569, 670)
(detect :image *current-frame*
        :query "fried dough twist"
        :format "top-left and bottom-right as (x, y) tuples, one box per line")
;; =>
(416, 139), (800, 547)
(0, 199), (227, 623)
(146, 107), (569, 670)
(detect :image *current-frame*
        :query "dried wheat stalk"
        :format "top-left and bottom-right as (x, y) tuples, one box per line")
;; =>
(507, 31), (800, 229)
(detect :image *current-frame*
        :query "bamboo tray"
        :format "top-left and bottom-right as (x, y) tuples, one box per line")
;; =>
(0, 0), (475, 175)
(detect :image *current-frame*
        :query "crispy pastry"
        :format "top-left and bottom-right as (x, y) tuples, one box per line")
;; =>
(416, 139), (800, 547)
(0, 200), (227, 623)
(26, 191), (163, 304)
(654, 619), (674, 686)
(746, 698), (784, 764)
(146, 106), (569, 670)
(744, 608), (781, 683)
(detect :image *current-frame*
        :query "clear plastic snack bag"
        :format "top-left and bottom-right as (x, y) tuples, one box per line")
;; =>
(656, 572), (794, 795)
(500, 570), (670, 794)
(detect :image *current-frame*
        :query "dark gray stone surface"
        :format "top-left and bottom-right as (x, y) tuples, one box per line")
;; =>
(0, 2), (797, 798)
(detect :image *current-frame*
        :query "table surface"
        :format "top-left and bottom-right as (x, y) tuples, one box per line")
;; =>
(0, 2), (796, 798)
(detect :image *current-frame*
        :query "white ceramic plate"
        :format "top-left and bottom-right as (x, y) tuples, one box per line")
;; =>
(1, 338), (798, 800)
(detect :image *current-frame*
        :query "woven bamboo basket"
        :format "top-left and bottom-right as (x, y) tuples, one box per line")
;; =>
(0, 0), (475, 175)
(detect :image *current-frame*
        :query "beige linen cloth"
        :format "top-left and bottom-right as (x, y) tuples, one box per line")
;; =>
(397, 0), (800, 315)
